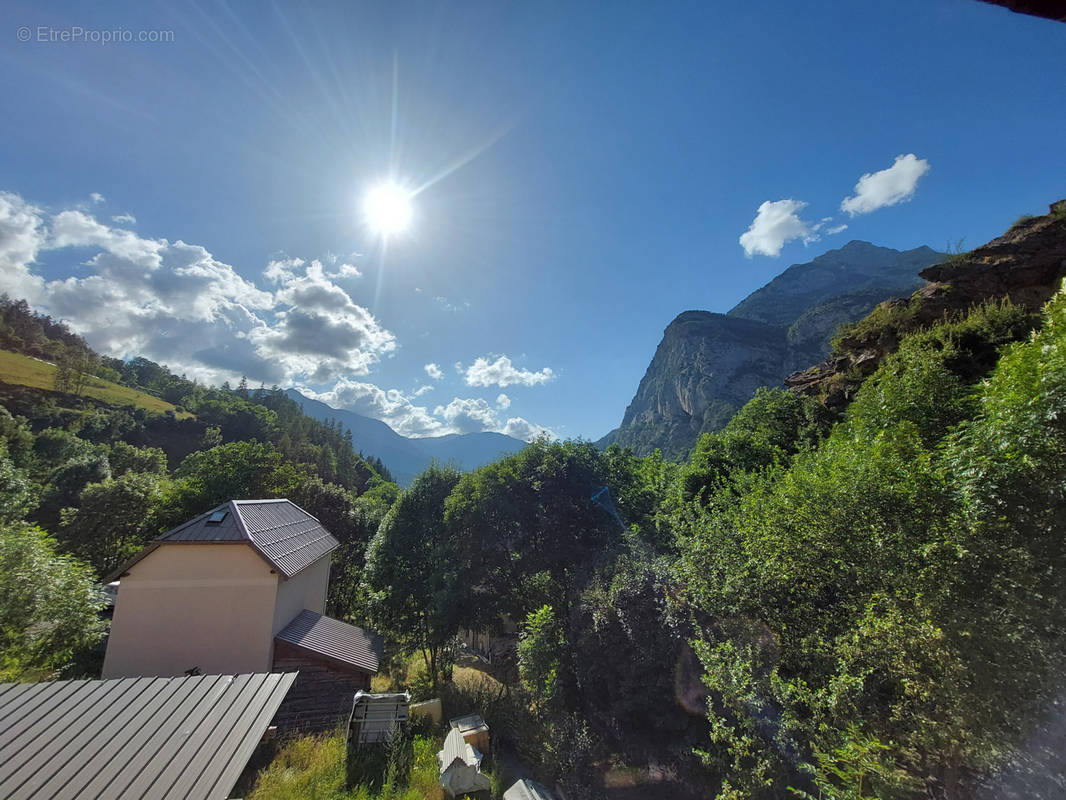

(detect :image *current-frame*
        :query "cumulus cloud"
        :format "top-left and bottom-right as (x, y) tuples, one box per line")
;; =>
(502, 417), (554, 441)
(433, 396), (556, 441)
(90, 192), (105, 204)
(840, 154), (930, 217)
(434, 397), (499, 434)
(0, 189), (394, 388)
(463, 355), (554, 387)
(0, 189), (558, 441)
(826, 223), (849, 235)
(424, 363), (444, 380)
(303, 379), (446, 437)
(305, 380), (553, 442)
(412, 384), (434, 397)
(112, 213), (137, 225)
(739, 199), (820, 258)
(0, 192), (47, 301)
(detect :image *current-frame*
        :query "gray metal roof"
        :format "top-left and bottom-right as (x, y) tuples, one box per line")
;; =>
(439, 726), (483, 771)
(276, 609), (383, 673)
(504, 778), (557, 800)
(119, 499), (339, 580)
(0, 672), (296, 800)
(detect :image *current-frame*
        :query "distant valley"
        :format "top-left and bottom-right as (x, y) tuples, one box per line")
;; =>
(285, 389), (525, 486)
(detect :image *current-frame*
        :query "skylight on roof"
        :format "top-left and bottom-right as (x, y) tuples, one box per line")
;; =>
(206, 509), (228, 525)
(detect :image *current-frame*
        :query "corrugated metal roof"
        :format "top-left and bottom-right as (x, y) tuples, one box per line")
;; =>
(0, 672), (296, 800)
(276, 609), (383, 673)
(151, 499), (339, 579)
(504, 778), (557, 800)
(439, 727), (483, 771)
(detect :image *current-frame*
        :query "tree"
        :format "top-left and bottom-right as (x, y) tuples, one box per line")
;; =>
(364, 465), (466, 687)
(57, 472), (163, 576)
(165, 440), (303, 525)
(0, 446), (35, 523)
(0, 521), (106, 680)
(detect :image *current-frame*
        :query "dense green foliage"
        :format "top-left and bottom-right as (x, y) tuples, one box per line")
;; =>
(0, 521), (107, 680)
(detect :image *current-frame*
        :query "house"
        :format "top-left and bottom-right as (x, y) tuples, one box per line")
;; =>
(103, 499), (383, 731)
(0, 672), (295, 800)
(438, 726), (491, 797)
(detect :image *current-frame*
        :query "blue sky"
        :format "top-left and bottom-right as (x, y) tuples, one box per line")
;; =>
(1, 0), (1064, 441)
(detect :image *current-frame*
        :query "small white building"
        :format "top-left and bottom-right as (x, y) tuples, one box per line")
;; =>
(438, 726), (491, 797)
(103, 499), (383, 731)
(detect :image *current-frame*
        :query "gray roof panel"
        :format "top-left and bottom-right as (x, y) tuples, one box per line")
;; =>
(276, 609), (383, 673)
(155, 499), (339, 578)
(0, 673), (296, 800)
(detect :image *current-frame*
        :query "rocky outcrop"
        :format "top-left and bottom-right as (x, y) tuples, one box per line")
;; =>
(787, 200), (1066, 410)
(602, 312), (790, 458)
(601, 241), (940, 458)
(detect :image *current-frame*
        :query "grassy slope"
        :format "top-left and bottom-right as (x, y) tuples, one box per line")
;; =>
(0, 349), (192, 417)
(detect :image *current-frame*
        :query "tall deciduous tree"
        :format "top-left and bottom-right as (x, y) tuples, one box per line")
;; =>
(0, 522), (106, 680)
(364, 465), (466, 687)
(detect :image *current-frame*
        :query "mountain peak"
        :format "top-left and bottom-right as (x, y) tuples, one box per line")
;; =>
(600, 240), (940, 458)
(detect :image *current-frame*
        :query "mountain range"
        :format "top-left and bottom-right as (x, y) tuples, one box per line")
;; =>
(285, 389), (526, 486)
(598, 241), (943, 458)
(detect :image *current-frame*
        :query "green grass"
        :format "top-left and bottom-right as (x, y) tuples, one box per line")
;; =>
(0, 349), (192, 417)
(247, 733), (444, 800)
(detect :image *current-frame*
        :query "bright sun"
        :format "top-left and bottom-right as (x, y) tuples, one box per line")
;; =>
(362, 181), (413, 237)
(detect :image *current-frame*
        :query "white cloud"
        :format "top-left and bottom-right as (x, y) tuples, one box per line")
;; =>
(0, 189), (559, 441)
(840, 154), (930, 217)
(304, 379), (446, 437)
(0, 190), (395, 388)
(0, 192), (47, 301)
(306, 380), (553, 442)
(463, 355), (554, 387)
(434, 397), (499, 434)
(502, 417), (554, 441)
(496, 393), (511, 409)
(112, 213), (137, 225)
(739, 199), (819, 258)
(826, 223), (849, 235)
(424, 363), (444, 380)
(330, 262), (361, 278)
(89, 192), (105, 204)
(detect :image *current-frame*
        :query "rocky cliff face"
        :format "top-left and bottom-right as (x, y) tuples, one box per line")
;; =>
(787, 200), (1066, 410)
(601, 241), (940, 458)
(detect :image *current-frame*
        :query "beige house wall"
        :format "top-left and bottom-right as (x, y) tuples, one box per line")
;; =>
(272, 555), (331, 635)
(102, 543), (279, 678)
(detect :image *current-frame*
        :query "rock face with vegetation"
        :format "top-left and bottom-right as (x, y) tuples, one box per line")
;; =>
(600, 241), (939, 458)
(787, 200), (1066, 410)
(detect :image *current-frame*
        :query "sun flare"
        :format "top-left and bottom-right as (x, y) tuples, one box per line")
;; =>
(362, 181), (413, 237)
